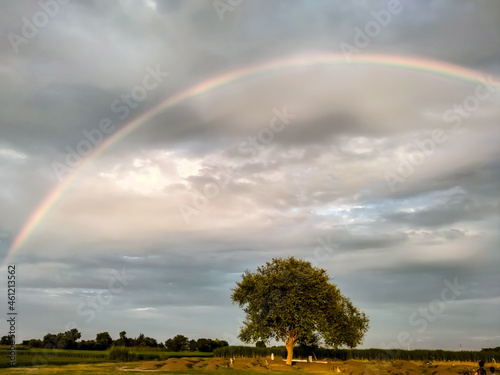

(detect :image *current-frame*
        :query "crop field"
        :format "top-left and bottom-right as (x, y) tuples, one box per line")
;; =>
(0, 347), (213, 368)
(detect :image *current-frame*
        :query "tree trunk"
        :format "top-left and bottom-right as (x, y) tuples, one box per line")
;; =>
(285, 335), (295, 365)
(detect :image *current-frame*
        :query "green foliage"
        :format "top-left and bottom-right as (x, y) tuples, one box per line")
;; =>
(107, 346), (137, 361)
(195, 338), (229, 352)
(95, 332), (113, 350)
(42, 329), (82, 350)
(231, 257), (369, 360)
(196, 338), (212, 352)
(77, 340), (98, 350)
(256, 340), (266, 348)
(189, 339), (198, 351)
(113, 331), (129, 347)
(0, 336), (12, 345)
(27, 339), (43, 348)
(165, 334), (189, 351)
(297, 332), (320, 356)
(130, 333), (158, 348)
(164, 336), (228, 352)
(109, 331), (158, 348)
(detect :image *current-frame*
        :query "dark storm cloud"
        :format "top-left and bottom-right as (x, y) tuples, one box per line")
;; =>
(384, 195), (499, 228)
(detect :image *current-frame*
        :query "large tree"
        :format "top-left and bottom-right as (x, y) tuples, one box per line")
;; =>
(231, 257), (369, 365)
(95, 332), (113, 349)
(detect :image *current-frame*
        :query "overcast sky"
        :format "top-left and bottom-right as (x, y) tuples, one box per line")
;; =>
(1, 0), (499, 351)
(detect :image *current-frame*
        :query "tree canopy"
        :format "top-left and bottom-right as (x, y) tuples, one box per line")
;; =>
(165, 334), (189, 352)
(231, 257), (369, 364)
(95, 332), (113, 349)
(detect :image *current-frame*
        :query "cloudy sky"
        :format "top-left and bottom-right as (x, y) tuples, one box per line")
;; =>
(1, 0), (499, 351)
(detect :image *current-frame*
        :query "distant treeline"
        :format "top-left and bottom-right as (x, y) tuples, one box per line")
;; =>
(214, 346), (500, 362)
(1, 330), (227, 352)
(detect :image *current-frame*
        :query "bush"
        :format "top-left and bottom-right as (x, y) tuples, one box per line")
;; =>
(27, 339), (43, 348)
(108, 347), (137, 362)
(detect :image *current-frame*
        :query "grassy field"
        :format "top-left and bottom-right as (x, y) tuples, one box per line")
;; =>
(0, 358), (487, 375)
(1, 364), (284, 374)
(0, 348), (107, 368)
(0, 347), (213, 368)
(0, 346), (492, 375)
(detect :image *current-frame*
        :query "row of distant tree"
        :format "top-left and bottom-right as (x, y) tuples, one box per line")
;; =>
(1, 330), (229, 352)
(164, 334), (229, 352)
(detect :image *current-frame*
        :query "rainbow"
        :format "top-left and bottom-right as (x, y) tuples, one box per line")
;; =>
(3, 52), (499, 265)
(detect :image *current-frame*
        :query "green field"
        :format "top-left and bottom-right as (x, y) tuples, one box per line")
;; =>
(0, 363), (285, 374)
(0, 347), (213, 368)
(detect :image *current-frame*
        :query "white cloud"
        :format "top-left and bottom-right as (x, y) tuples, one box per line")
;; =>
(0, 148), (27, 160)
